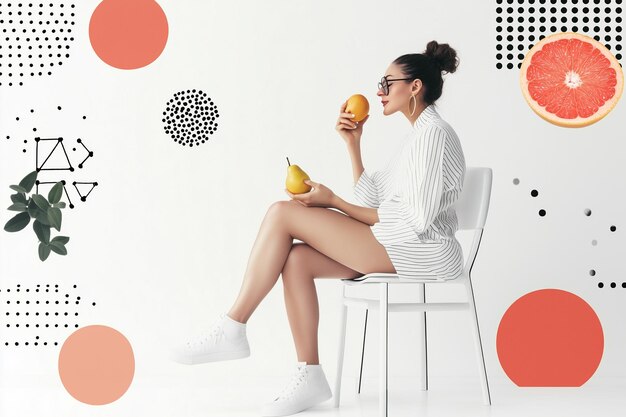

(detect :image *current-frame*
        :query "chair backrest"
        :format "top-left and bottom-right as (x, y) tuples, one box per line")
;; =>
(452, 167), (493, 231)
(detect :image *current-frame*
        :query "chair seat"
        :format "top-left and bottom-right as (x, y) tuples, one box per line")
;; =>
(341, 271), (467, 285)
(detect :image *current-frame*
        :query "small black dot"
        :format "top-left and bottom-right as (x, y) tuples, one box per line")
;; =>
(538, 209), (546, 216)
(531, 189), (539, 197)
(611, 282), (617, 288)
(598, 282), (604, 288)
(610, 225), (617, 232)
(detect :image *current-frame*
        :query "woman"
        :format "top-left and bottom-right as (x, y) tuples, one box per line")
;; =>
(171, 40), (465, 417)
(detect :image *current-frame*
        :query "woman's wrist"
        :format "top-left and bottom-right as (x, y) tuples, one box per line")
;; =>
(331, 194), (344, 210)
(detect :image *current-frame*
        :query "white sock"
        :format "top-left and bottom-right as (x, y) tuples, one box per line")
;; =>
(223, 313), (246, 338)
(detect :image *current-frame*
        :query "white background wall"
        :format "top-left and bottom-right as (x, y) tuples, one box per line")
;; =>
(1, 0), (625, 397)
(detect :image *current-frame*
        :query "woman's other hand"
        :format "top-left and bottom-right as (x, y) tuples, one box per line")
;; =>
(336, 101), (369, 147)
(285, 180), (336, 208)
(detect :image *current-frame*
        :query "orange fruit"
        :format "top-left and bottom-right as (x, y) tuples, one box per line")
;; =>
(520, 32), (623, 128)
(345, 94), (369, 122)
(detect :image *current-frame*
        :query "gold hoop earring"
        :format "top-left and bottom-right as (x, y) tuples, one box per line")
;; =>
(409, 95), (417, 117)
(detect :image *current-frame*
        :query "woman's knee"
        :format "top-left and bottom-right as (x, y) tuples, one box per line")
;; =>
(266, 200), (296, 222)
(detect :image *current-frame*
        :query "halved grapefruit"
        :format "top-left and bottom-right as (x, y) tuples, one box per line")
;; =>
(520, 32), (623, 128)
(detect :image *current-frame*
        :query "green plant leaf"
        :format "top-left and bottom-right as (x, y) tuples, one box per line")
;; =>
(4, 212), (30, 232)
(35, 208), (51, 226)
(48, 182), (63, 204)
(10, 193), (28, 205)
(19, 170), (38, 193)
(10, 185), (28, 193)
(51, 236), (70, 245)
(7, 203), (28, 212)
(33, 220), (50, 244)
(48, 207), (62, 231)
(28, 200), (39, 218)
(38, 242), (51, 261)
(31, 194), (50, 210)
(49, 241), (67, 255)
(53, 202), (66, 209)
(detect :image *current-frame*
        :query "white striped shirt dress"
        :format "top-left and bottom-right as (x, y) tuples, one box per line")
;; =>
(353, 104), (466, 281)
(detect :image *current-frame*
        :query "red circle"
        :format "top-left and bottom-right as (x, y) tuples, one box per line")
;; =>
(89, 0), (168, 69)
(496, 289), (603, 386)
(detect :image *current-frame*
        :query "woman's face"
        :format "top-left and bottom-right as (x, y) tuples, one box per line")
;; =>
(377, 63), (422, 117)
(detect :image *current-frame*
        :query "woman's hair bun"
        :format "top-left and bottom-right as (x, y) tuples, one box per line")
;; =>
(424, 40), (459, 74)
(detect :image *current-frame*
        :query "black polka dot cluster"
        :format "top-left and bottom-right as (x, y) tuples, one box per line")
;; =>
(513, 177), (620, 290)
(496, 0), (624, 70)
(0, 283), (96, 348)
(162, 89), (220, 147)
(0, 2), (76, 87)
(4, 106), (87, 153)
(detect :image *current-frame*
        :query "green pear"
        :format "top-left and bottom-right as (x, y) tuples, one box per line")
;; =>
(285, 157), (312, 194)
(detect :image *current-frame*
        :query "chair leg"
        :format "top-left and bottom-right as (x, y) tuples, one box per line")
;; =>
(333, 287), (348, 408)
(379, 283), (388, 417)
(357, 309), (368, 394)
(417, 283), (428, 391)
(466, 278), (492, 406)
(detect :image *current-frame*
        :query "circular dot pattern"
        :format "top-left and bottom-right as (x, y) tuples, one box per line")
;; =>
(162, 89), (220, 147)
(0, 2), (76, 86)
(495, 0), (623, 69)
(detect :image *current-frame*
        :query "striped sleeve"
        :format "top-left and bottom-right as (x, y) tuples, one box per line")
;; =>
(353, 169), (382, 208)
(372, 125), (446, 244)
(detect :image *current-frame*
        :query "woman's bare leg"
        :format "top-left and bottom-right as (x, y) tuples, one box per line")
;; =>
(227, 200), (395, 324)
(281, 242), (365, 364)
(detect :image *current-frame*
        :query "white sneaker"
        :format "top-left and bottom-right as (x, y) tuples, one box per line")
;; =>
(261, 362), (332, 416)
(169, 313), (250, 365)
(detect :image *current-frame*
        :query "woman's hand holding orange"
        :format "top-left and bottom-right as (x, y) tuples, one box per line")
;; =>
(335, 101), (369, 147)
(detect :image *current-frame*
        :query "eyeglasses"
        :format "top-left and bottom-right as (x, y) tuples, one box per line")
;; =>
(378, 75), (413, 95)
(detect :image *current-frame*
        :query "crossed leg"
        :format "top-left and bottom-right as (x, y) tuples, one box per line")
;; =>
(227, 199), (396, 364)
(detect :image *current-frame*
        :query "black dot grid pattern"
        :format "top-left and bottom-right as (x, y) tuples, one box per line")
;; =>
(162, 89), (220, 147)
(495, 0), (624, 70)
(514, 179), (621, 290)
(0, 2), (76, 87)
(0, 283), (96, 348)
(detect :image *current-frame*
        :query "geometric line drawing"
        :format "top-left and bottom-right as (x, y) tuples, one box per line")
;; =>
(35, 137), (74, 172)
(73, 181), (98, 202)
(75, 138), (94, 169)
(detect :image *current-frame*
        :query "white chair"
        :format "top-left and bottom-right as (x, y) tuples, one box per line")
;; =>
(333, 167), (493, 416)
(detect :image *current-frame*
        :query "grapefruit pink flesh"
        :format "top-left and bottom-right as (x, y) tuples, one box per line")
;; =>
(520, 33), (623, 127)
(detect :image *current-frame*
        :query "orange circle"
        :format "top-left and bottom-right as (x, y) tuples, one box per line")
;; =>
(89, 0), (169, 69)
(58, 325), (135, 405)
(345, 94), (369, 122)
(496, 289), (603, 387)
